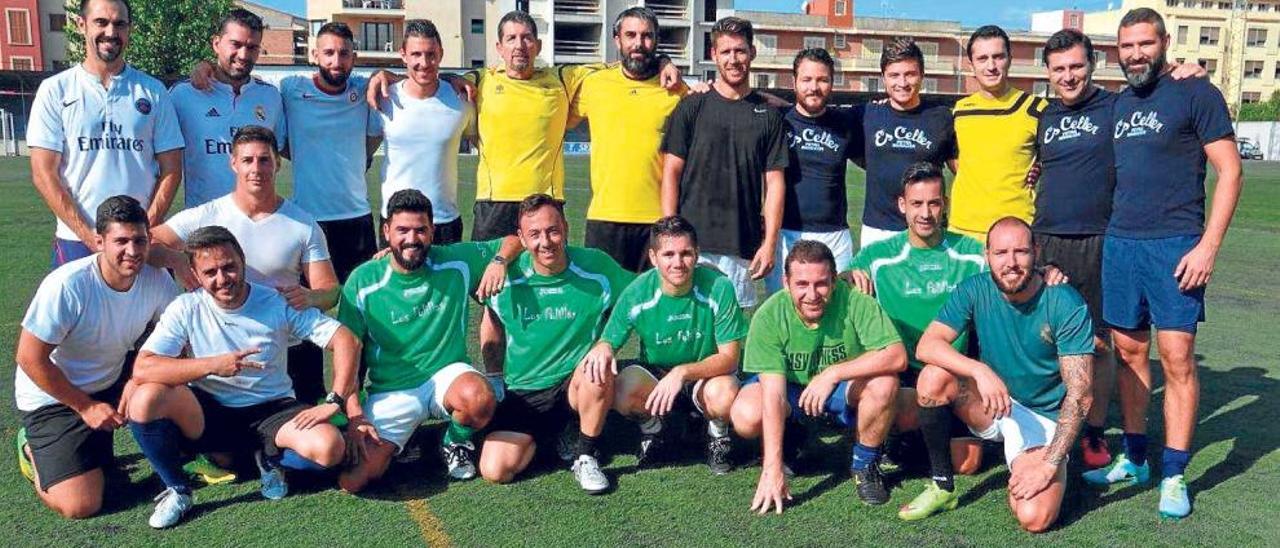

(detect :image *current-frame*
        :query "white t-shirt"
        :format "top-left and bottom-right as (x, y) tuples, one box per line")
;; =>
(26, 64), (184, 241)
(373, 81), (474, 223)
(170, 78), (287, 208)
(279, 74), (380, 222)
(164, 195), (330, 289)
(15, 256), (179, 412)
(142, 283), (339, 407)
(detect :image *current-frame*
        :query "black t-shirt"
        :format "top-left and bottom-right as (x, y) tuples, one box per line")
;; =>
(661, 90), (788, 258)
(781, 107), (855, 232)
(1034, 88), (1116, 235)
(850, 100), (956, 231)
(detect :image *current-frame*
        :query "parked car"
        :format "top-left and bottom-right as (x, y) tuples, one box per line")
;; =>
(1238, 140), (1264, 160)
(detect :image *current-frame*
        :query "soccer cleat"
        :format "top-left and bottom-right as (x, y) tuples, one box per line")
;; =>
(1081, 436), (1113, 470)
(851, 461), (890, 505)
(898, 482), (959, 521)
(254, 450), (289, 501)
(706, 435), (733, 475)
(442, 442), (478, 481)
(571, 454), (609, 494)
(148, 487), (194, 529)
(636, 433), (667, 469)
(183, 454), (237, 485)
(1082, 453), (1150, 487)
(15, 427), (33, 483)
(1158, 475), (1192, 520)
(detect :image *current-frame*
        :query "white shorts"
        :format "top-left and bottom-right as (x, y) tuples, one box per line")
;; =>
(699, 252), (757, 308)
(364, 362), (481, 452)
(766, 228), (855, 293)
(859, 224), (903, 249)
(969, 399), (1060, 466)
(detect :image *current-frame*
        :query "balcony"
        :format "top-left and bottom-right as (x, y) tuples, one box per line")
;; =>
(339, 0), (405, 15)
(554, 0), (601, 23)
(658, 26), (691, 64)
(648, 0), (690, 21)
(554, 21), (603, 64)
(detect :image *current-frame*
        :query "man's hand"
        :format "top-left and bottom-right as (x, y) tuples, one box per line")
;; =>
(749, 243), (776, 280)
(476, 262), (507, 301)
(972, 365), (1011, 419)
(277, 285), (312, 310)
(749, 466), (791, 515)
(1174, 241), (1218, 291)
(189, 60), (215, 91)
(847, 270), (874, 295)
(345, 415), (385, 465)
(658, 58), (682, 91)
(577, 342), (616, 386)
(686, 80), (712, 94)
(291, 403), (340, 430)
(797, 373), (837, 417)
(645, 366), (687, 417)
(1169, 61), (1208, 80)
(444, 74), (478, 102)
(208, 348), (264, 377)
(1041, 264), (1069, 286)
(1009, 456), (1058, 500)
(76, 400), (126, 431)
(365, 70), (403, 109)
(1024, 161), (1041, 189)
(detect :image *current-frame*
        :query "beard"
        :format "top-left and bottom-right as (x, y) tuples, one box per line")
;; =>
(318, 67), (351, 88)
(94, 37), (123, 63)
(989, 268), (1032, 295)
(391, 243), (427, 271)
(622, 48), (658, 78)
(1121, 52), (1165, 89)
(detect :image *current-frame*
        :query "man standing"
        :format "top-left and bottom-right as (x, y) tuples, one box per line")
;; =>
(28, 0), (183, 267)
(1083, 8), (1242, 521)
(733, 241), (906, 513)
(478, 194), (636, 494)
(171, 8), (286, 208)
(15, 196), (178, 519)
(916, 217), (1095, 533)
(661, 16), (787, 308)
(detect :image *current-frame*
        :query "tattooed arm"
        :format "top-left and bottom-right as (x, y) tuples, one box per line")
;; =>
(1007, 353), (1094, 500)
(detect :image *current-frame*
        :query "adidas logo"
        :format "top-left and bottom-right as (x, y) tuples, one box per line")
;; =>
(205, 107), (221, 117)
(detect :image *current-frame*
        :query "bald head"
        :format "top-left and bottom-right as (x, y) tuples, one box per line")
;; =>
(987, 216), (1033, 244)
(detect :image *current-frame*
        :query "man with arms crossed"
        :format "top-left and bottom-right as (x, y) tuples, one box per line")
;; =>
(1083, 8), (1242, 520)
(579, 216), (747, 473)
(15, 196), (178, 519)
(916, 217), (1095, 533)
(337, 190), (519, 490)
(733, 241), (906, 513)
(28, 0), (182, 267)
(125, 227), (359, 528)
(661, 16), (787, 308)
(479, 194), (635, 494)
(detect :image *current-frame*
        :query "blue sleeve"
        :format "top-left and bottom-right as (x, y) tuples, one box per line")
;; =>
(935, 276), (978, 334)
(1190, 79), (1234, 145)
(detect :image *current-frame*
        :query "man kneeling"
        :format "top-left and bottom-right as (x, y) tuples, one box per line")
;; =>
(732, 241), (907, 514)
(126, 226), (360, 528)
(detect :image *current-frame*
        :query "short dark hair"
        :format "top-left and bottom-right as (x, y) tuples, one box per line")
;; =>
(79, 0), (132, 22)
(517, 193), (565, 223)
(648, 215), (698, 250)
(711, 16), (753, 46)
(1119, 7), (1167, 36)
(613, 6), (658, 37)
(185, 225), (245, 264)
(792, 48), (834, 75)
(218, 8), (264, 36)
(966, 25), (1010, 60)
(384, 189), (434, 224)
(316, 21), (353, 43)
(231, 125), (278, 155)
(902, 161), (946, 191)
(497, 10), (538, 41)
(785, 240), (836, 278)
(1042, 29), (1093, 67)
(404, 19), (441, 46)
(95, 195), (147, 234)
(881, 37), (925, 73)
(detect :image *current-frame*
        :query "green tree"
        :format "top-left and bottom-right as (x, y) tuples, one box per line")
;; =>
(64, 0), (234, 79)
(1239, 90), (1280, 122)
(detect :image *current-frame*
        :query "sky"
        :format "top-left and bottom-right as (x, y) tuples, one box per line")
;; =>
(256, 0), (1120, 31)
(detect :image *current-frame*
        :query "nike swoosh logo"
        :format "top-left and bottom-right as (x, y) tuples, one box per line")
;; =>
(301, 93), (315, 99)
(753, 108), (768, 113)
(62, 99), (78, 107)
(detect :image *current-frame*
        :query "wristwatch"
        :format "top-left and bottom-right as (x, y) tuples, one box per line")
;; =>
(324, 391), (344, 407)
(491, 255), (507, 265)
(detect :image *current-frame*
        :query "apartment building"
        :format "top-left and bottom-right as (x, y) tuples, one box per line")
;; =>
(1084, 0), (1280, 112)
(0, 0), (43, 71)
(306, 0), (488, 68)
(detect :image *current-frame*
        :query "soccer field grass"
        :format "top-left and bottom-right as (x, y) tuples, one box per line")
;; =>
(1, 155), (1278, 546)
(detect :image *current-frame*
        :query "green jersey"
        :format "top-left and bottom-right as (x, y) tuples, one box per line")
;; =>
(744, 281), (901, 386)
(488, 246), (636, 391)
(600, 266), (748, 370)
(849, 231), (985, 369)
(936, 275), (1093, 419)
(337, 240), (500, 394)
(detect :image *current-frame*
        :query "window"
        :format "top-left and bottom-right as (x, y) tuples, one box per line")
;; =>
(1094, 50), (1107, 67)
(704, 69), (716, 81)
(1068, 14), (1080, 28)
(863, 76), (881, 92)
(1218, 1), (1232, 8)
(804, 36), (826, 50)
(1276, 64), (1280, 80)
(1181, 0), (1194, 7)
(471, 59), (485, 68)
(1200, 0), (1213, 8)
(361, 21), (393, 51)
(923, 77), (938, 93)
(1166, 0), (1177, 5)
(834, 34), (847, 49)
(1198, 58), (1218, 76)
(835, 0), (848, 16)
(863, 38), (883, 58)
(833, 72), (846, 86)
(10, 56), (33, 71)
(756, 34), (777, 54)
(918, 41), (939, 58)
(1176, 57), (1186, 64)
(48, 13), (65, 32)
(1245, 60), (1264, 77)
(6, 9), (31, 45)
(471, 18), (484, 35)
(1177, 25), (1188, 44)
(754, 73), (776, 89)
(1200, 26), (1220, 46)
(1034, 47), (1045, 66)
(1247, 28), (1267, 47)
(1243, 91), (1262, 103)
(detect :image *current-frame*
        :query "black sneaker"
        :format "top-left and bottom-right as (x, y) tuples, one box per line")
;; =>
(706, 435), (733, 475)
(637, 432), (668, 468)
(852, 461), (890, 505)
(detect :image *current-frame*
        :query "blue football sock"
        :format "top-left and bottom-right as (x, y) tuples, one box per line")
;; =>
(129, 419), (191, 494)
(279, 448), (328, 473)
(1123, 433), (1148, 466)
(1162, 447), (1191, 479)
(850, 443), (881, 472)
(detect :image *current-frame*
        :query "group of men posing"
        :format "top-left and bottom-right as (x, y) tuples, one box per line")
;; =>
(15, 0), (1242, 535)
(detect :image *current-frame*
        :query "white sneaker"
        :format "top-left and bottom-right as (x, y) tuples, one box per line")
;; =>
(571, 454), (609, 494)
(148, 487), (193, 529)
(442, 442), (478, 481)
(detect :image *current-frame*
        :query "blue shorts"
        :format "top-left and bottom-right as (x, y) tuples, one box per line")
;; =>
(743, 375), (855, 427)
(1102, 235), (1205, 333)
(50, 238), (93, 269)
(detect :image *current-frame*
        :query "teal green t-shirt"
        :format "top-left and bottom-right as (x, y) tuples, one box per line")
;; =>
(849, 231), (986, 369)
(337, 240), (500, 394)
(743, 281), (901, 386)
(935, 275), (1094, 418)
(488, 246), (637, 391)
(600, 266), (747, 369)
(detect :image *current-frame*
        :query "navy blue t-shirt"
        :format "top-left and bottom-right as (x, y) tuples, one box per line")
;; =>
(1111, 73), (1234, 239)
(850, 100), (957, 231)
(781, 107), (855, 232)
(1034, 88), (1116, 235)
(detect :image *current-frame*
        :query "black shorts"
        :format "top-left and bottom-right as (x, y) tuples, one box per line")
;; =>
(585, 220), (651, 272)
(471, 201), (523, 242)
(319, 215), (377, 283)
(21, 377), (126, 491)
(1035, 232), (1107, 336)
(487, 377), (573, 442)
(287, 341), (326, 405)
(191, 388), (309, 459)
(434, 217), (464, 245)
